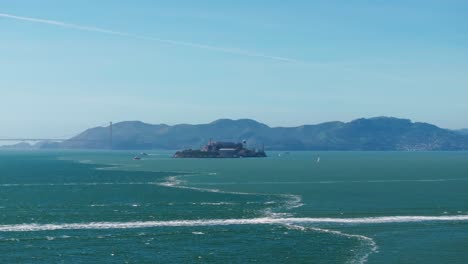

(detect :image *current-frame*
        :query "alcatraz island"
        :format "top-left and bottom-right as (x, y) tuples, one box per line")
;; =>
(174, 140), (267, 158)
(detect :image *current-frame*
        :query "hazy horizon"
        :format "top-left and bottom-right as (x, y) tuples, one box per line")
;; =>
(2, 1), (468, 138)
(0, 115), (465, 144)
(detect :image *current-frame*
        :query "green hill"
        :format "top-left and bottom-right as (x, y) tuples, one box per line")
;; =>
(48, 117), (468, 151)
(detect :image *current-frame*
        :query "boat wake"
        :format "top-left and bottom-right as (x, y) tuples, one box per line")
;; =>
(155, 174), (304, 216)
(155, 175), (263, 196)
(285, 224), (378, 264)
(2, 215), (468, 232)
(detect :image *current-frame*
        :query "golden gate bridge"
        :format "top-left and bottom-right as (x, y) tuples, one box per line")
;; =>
(0, 122), (114, 148)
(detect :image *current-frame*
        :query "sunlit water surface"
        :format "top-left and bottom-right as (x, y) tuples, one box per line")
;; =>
(1, 151), (467, 263)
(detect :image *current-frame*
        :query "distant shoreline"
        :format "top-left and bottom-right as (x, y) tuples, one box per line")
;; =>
(2, 117), (468, 151)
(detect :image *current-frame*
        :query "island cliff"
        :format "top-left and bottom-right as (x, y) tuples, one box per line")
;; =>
(174, 141), (267, 158)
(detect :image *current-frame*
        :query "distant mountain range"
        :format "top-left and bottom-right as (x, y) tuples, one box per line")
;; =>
(29, 117), (468, 151)
(0, 142), (35, 150)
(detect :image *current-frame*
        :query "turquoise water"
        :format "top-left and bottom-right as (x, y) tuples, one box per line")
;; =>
(1, 151), (468, 263)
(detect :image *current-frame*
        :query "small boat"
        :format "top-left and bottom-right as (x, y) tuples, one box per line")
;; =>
(133, 156), (141, 160)
(316, 156), (321, 163)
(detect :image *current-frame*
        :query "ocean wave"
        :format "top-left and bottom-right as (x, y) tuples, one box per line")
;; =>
(156, 175), (305, 213)
(1, 215), (467, 232)
(263, 209), (294, 218)
(285, 224), (377, 264)
(89, 204), (107, 207)
(281, 194), (304, 209)
(155, 176), (264, 196)
(198, 202), (236, 206)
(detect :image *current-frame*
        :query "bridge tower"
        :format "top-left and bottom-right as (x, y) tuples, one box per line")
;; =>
(109, 121), (113, 150)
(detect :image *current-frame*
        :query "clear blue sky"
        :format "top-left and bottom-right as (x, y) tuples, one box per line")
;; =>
(1, 0), (468, 138)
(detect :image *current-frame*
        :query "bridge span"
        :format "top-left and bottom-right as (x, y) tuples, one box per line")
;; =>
(0, 122), (113, 147)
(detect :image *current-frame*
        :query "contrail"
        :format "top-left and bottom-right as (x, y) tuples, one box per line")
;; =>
(0, 12), (297, 62)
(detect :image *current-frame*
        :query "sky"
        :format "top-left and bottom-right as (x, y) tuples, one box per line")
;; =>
(1, 0), (468, 138)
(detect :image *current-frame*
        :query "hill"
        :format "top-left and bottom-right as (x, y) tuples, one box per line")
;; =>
(0, 142), (34, 150)
(49, 117), (468, 151)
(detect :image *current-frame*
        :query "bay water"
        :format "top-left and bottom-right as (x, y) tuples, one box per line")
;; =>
(1, 151), (467, 263)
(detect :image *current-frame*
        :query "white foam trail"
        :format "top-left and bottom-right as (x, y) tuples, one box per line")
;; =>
(281, 194), (304, 209)
(285, 224), (378, 264)
(0, 13), (297, 62)
(198, 202), (236, 206)
(1, 215), (468, 232)
(155, 176), (266, 196)
(262, 209), (294, 218)
(89, 204), (106, 207)
(156, 175), (304, 213)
